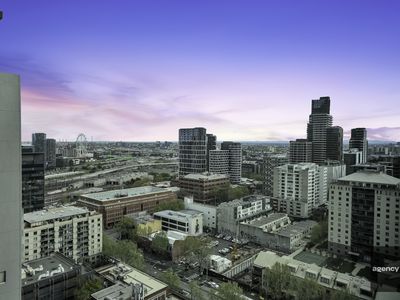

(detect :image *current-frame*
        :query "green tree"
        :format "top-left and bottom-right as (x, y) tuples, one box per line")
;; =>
(103, 236), (144, 270)
(132, 178), (151, 187)
(228, 186), (250, 201)
(293, 277), (324, 300)
(154, 200), (184, 212)
(263, 262), (292, 299)
(179, 236), (212, 276)
(151, 231), (169, 255)
(213, 282), (243, 300)
(115, 217), (136, 240)
(75, 278), (103, 300)
(329, 288), (357, 300)
(161, 268), (180, 290)
(189, 280), (205, 300)
(310, 218), (328, 245)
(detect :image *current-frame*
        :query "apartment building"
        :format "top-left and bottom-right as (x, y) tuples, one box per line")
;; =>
(23, 206), (103, 263)
(153, 210), (203, 236)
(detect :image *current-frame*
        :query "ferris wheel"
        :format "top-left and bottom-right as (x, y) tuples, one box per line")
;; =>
(75, 133), (87, 158)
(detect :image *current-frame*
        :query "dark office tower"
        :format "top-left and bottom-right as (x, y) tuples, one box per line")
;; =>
(32, 132), (46, 155)
(221, 141), (242, 184)
(46, 138), (56, 169)
(179, 127), (208, 178)
(289, 139), (312, 163)
(349, 128), (368, 164)
(22, 146), (45, 213)
(326, 126), (343, 162)
(307, 97), (333, 164)
(1, 73), (22, 300)
(206, 134), (217, 171)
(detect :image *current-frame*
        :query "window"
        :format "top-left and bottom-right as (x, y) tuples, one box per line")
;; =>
(0, 271), (5, 284)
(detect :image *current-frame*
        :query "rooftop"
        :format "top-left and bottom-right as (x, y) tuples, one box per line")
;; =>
(244, 213), (288, 227)
(24, 205), (90, 224)
(154, 210), (203, 221)
(22, 253), (79, 286)
(81, 186), (170, 201)
(182, 172), (229, 181)
(276, 220), (317, 237)
(338, 171), (400, 185)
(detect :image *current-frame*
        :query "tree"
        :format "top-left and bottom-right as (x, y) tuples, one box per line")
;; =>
(154, 200), (184, 212)
(161, 268), (180, 290)
(151, 231), (169, 255)
(293, 277), (324, 300)
(115, 217), (136, 240)
(103, 236), (144, 270)
(263, 262), (292, 299)
(228, 186), (250, 201)
(189, 280), (205, 300)
(75, 278), (103, 300)
(310, 218), (328, 245)
(179, 236), (212, 276)
(329, 289), (357, 300)
(213, 282), (243, 300)
(132, 178), (151, 187)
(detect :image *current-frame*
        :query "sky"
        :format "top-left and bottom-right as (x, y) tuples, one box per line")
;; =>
(0, 0), (399, 142)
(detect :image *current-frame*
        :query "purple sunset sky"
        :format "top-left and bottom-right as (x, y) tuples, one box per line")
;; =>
(1, 0), (399, 142)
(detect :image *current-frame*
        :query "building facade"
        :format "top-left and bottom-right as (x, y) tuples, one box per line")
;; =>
(289, 139), (312, 164)
(208, 149), (229, 175)
(178, 127), (208, 177)
(344, 149), (364, 175)
(349, 128), (368, 164)
(263, 154), (288, 196)
(326, 126), (343, 162)
(32, 133), (46, 156)
(0, 73), (22, 300)
(328, 171), (400, 262)
(178, 173), (229, 204)
(22, 146), (45, 213)
(153, 210), (203, 236)
(23, 206), (103, 263)
(78, 186), (177, 228)
(45, 138), (56, 169)
(184, 196), (217, 229)
(273, 163), (327, 218)
(221, 141), (242, 184)
(307, 97), (333, 164)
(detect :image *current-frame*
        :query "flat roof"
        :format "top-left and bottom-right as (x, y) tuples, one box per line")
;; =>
(24, 206), (90, 224)
(154, 210), (202, 221)
(276, 220), (317, 237)
(338, 171), (400, 185)
(245, 213), (288, 227)
(183, 172), (229, 180)
(81, 186), (170, 201)
(22, 253), (78, 286)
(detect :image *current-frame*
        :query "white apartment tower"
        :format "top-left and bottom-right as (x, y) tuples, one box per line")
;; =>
(273, 163), (327, 218)
(0, 73), (22, 300)
(23, 206), (103, 263)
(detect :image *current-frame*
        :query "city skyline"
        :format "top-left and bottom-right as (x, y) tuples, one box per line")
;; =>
(1, 1), (400, 142)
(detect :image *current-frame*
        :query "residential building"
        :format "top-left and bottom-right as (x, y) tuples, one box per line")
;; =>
(307, 97), (333, 164)
(289, 139), (312, 164)
(240, 214), (316, 252)
(0, 73), (22, 300)
(45, 138), (56, 169)
(32, 133), (46, 156)
(126, 211), (162, 237)
(92, 261), (168, 300)
(221, 141), (242, 184)
(178, 127), (208, 177)
(21, 253), (80, 300)
(217, 195), (272, 235)
(328, 170), (400, 262)
(206, 133), (217, 171)
(349, 128), (368, 164)
(263, 154), (288, 196)
(253, 251), (375, 300)
(153, 210), (203, 236)
(208, 149), (229, 175)
(178, 172), (229, 204)
(326, 126), (343, 162)
(184, 196), (217, 229)
(273, 163), (327, 218)
(78, 186), (177, 228)
(23, 206), (103, 263)
(22, 146), (45, 213)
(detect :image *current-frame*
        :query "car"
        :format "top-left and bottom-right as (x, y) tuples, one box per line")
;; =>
(224, 235), (231, 240)
(181, 290), (190, 297)
(208, 281), (219, 289)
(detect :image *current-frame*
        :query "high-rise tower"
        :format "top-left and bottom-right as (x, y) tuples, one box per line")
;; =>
(0, 73), (22, 300)
(326, 126), (343, 162)
(349, 128), (368, 164)
(221, 141), (242, 184)
(307, 97), (333, 164)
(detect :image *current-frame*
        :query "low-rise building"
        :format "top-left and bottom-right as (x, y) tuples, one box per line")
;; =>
(23, 206), (102, 263)
(21, 253), (81, 300)
(240, 213), (316, 252)
(209, 255), (232, 273)
(253, 251), (375, 300)
(217, 195), (272, 236)
(78, 186), (177, 228)
(153, 210), (203, 236)
(92, 261), (168, 300)
(184, 196), (217, 229)
(126, 211), (162, 237)
(178, 172), (230, 204)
